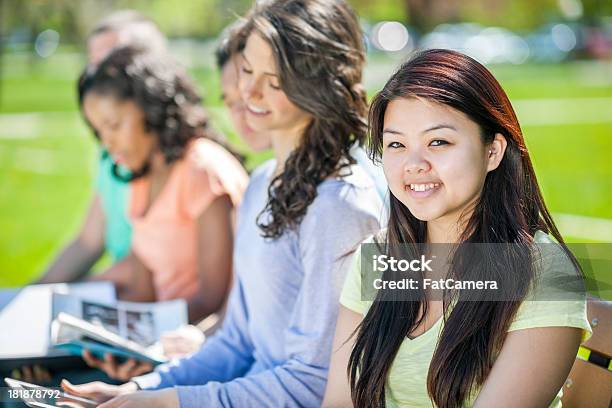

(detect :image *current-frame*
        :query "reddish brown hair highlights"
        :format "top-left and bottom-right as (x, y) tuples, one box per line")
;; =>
(348, 49), (577, 408)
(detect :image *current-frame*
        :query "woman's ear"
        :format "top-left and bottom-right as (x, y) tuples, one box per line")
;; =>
(486, 133), (507, 172)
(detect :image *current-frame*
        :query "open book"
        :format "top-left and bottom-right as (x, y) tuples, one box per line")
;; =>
(50, 293), (187, 364)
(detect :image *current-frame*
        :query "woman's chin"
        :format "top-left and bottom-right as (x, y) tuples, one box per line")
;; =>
(244, 116), (270, 132)
(406, 208), (440, 223)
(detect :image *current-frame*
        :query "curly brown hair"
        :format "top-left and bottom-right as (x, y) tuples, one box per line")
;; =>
(78, 46), (237, 181)
(238, 0), (368, 239)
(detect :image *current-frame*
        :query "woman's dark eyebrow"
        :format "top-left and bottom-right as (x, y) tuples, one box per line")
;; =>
(383, 124), (456, 136)
(421, 124), (457, 134)
(382, 127), (403, 135)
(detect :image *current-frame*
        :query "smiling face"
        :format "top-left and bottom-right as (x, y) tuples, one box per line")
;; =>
(220, 54), (271, 151)
(382, 97), (506, 227)
(238, 32), (311, 135)
(83, 92), (158, 172)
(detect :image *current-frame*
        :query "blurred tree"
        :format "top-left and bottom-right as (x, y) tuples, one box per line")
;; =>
(399, 0), (566, 32)
(1, 0), (253, 46)
(1, 0), (610, 48)
(351, 0), (408, 23)
(459, 0), (559, 31)
(2, 0), (82, 43)
(403, 0), (460, 33)
(581, 0), (612, 22)
(107, 0), (251, 38)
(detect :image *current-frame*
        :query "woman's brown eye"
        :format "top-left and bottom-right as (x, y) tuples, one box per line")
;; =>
(430, 140), (448, 147)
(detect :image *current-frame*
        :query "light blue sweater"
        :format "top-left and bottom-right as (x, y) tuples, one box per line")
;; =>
(133, 160), (383, 407)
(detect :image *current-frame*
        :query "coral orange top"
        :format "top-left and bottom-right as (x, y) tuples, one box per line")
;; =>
(129, 138), (248, 301)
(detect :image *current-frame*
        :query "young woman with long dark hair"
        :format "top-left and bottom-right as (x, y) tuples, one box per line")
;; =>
(323, 49), (591, 408)
(62, 1), (382, 406)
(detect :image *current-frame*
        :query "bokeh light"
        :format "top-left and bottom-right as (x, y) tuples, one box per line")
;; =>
(371, 21), (410, 52)
(34, 29), (60, 58)
(552, 23), (577, 52)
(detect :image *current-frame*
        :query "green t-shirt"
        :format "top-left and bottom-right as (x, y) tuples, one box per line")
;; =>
(340, 231), (592, 408)
(96, 151), (132, 261)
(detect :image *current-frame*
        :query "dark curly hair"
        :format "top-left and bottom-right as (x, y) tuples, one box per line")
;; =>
(78, 46), (234, 181)
(238, 0), (368, 239)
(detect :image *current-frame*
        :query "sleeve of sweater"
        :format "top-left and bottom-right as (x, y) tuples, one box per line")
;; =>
(132, 277), (255, 389)
(169, 184), (382, 408)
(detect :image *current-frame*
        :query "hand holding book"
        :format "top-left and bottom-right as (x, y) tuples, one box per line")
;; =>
(50, 294), (188, 365)
(78, 324), (205, 380)
(81, 350), (154, 381)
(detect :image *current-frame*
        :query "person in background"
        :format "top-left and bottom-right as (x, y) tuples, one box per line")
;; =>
(216, 19), (387, 199)
(323, 49), (591, 408)
(78, 23), (267, 382)
(62, 0), (383, 406)
(38, 10), (167, 285)
(78, 45), (247, 322)
(16, 43), (248, 386)
(20, 11), (200, 385)
(87, 10), (167, 66)
(216, 21), (271, 153)
(69, 19), (272, 384)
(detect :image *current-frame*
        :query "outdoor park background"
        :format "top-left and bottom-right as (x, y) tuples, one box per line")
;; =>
(0, 0), (611, 293)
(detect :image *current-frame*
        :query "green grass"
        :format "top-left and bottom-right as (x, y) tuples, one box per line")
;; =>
(0, 53), (610, 295)
(524, 123), (612, 219)
(491, 62), (612, 100)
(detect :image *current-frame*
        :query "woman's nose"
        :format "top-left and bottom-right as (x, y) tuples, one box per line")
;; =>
(403, 150), (431, 174)
(241, 77), (262, 102)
